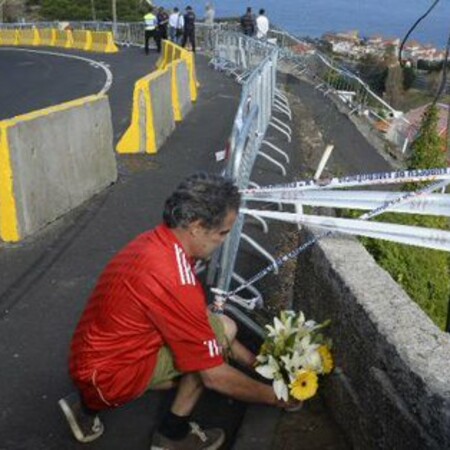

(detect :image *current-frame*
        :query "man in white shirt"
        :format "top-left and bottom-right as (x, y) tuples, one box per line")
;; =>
(204, 3), (215, 26)
(256, 9), (269, 40)
(168, 7), (184, 44)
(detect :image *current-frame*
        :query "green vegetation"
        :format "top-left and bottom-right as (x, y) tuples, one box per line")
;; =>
(29, 0), (144, 22)
(359, 104), (450, 329)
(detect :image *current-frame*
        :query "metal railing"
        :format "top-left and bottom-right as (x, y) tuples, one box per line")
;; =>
(203, 31), (295, 336)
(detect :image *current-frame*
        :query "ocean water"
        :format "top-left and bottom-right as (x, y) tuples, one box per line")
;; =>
(156, 0), (450, 49)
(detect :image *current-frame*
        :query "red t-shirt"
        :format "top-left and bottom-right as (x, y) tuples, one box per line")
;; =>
(69, 225), (223, 410)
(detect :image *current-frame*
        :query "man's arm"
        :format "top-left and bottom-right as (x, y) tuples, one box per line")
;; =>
(200, 363), (282, 406)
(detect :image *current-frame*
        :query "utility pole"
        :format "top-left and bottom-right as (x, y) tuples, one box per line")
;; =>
(91, 0), (96, 21)
(0, 0), (5, 23)
(112, 0), (117, 36)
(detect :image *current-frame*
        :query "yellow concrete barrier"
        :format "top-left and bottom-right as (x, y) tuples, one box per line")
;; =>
(38, 29), (56, 47)
(0, 123), (20, 242)
(116, 73), (159, 154)
(54, 30), (73, 48)
(157, 40), (198, 102)
(72, 30), (93, 51)
(17, 28), (40, 46)
(0, 95), (117, 243)
(0, 29), (18, 46)
(90, 31), (118, 53)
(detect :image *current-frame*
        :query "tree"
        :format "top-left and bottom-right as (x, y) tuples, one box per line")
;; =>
(402, 66), (416, 91)
(357, 54), (388, 96)
(383, 44), (404, 109)
(40, 0), (143, 21)
(407, 104), (445, 170)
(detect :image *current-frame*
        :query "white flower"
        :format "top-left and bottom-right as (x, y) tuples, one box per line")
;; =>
(256, 354), (268, 364)
(255, 355), (280, 380)
(280, 350), (303, 374)
(273, 378), (289, 401)
(266, 315), (298, 339)
(300, 349), (323, 372)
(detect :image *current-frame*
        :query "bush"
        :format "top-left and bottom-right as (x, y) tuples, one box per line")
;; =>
(349, 104), (450, 330)
(361, 213), (450, 330)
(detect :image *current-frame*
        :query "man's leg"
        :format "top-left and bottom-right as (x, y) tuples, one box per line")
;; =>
(144, 30), (150, 54)
(154, 31), (161, 53)
(215, 313), (256, 368)
(150, 352), (225, 449)
(189, 30), (196, 52)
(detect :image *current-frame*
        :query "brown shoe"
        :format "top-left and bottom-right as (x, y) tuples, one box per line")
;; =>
(150, 422), (225, 450)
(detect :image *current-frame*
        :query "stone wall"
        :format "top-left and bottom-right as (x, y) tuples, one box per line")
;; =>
(293, 227), (450, 450)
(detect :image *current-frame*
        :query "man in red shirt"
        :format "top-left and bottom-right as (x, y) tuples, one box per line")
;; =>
(59, 172), (295, 449)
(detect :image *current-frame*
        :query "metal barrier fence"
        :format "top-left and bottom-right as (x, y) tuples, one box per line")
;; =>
(265, 28), (412, 153)
(204, 31), (295, 336)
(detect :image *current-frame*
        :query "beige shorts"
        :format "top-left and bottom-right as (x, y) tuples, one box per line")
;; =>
(147, 312), (226, 388)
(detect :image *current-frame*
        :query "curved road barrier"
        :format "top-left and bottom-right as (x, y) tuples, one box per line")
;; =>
(54, 30), (73, 48)
(71, 30), (92, 51)
(17, 28), (39, 46)
(38, 29), (56, 47)
(0, 95), (117, 243)
(0, 29), (18, 46)
(117, 42), (196, 154)
(0, 28), (117, 53)
(157, 40), (198, 102)
(117, 68), (175, 154)
(90, 31), (118, 53)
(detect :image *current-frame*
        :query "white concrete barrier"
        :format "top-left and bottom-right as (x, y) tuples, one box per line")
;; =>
(173, 59), (192, 120)
(0, 95), (117, 242)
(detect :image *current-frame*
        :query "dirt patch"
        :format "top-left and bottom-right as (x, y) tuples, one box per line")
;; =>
(271, 396), (351, 450)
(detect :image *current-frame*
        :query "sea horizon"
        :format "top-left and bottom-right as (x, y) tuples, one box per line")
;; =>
(157, 0), (449, 50)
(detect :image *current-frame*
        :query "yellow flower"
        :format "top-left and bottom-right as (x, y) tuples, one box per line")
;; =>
(318, 345), (333, 374)
(289, 370), (318, 401)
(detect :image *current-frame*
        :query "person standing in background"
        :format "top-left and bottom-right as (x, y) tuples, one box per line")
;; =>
(182, 5), (196, 52)
(157, 6), (169, 42)
(240, 7), (255, 37)
(168, 7), (184, 44)
(256, 8), (270, 40)
(144, 6), (159, 54)
(204, 3), (215, 25)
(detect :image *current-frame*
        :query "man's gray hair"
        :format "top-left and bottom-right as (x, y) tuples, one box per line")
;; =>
(163, 172), (241, 229)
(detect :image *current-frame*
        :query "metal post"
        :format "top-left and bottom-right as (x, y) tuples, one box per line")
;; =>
(0, 0), (5, 23)
(112, 0), (117, 36)
(91, 0), (97, 21)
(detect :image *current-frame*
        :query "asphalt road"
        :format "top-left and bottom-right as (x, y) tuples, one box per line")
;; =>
(0, 48), (106, 120)
(0, 45), (393, 450)
(0, 46), (158, 144)
(0, 48), (245, 450)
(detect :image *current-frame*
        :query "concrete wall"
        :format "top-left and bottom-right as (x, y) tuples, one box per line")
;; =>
(294, 228), (450, 450)
(148, 70), (175, 150)
(175, 60), (193, 119)
(4, 95), (117, 240)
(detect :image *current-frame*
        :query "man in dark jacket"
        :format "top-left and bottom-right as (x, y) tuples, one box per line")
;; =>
(240, 6), (255, 36)
(182, 5), (196, 52)
(157, 6), (169, 41)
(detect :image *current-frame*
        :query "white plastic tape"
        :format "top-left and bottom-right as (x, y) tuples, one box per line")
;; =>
(241, 209), (450, 252)
(242, 190), (450, 217)
(242, 167), (450, 195)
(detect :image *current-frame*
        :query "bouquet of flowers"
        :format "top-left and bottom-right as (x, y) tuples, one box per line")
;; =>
(255, 310), (333, 402)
